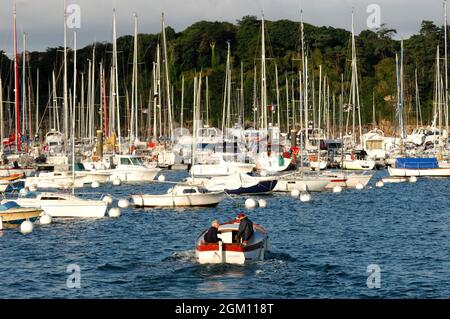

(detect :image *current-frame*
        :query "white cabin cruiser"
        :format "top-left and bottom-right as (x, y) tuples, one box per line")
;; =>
(191, 155), (254, 177)
(132, 185), (225, 207)
(196, 219), (269, 265)
(109, 155), (161, 183)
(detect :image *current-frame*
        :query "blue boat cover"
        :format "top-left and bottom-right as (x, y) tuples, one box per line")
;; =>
(396, 157), (439, 169)
(0, 201), (20, 211)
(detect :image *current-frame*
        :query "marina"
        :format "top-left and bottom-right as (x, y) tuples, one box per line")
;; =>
(1, 0), (450, 303)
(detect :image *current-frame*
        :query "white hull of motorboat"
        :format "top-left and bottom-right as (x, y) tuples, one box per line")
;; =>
(342, 159), (376, 171)
(388, 167), (450, 177)
(132, 185), (225, 207)
(108, 167), (160, 183)
(196, 222), (269, 265)
(2, 193), (108, 218)
(76, 171), (111, 184)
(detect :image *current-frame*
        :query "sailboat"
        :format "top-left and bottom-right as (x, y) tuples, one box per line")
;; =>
(341, 13), (375, 171)
(4, 7), (109, 218)
(132, 72), (225, 207)
(254, 15), (292, 173)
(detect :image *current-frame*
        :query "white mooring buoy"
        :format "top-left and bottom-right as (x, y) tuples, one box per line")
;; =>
(102, 195), (113, 205)
(355, 183), (364, 190)
(376, 180), (384, 188)
(333, 185), (343, 193)
(291, 189), (300, 198)
(20, 220), (33, 234)
(245, 198), (257, 209)
(39, 214), (52, 225)
(91, 181), (100, 188)
(112, 178), (122, 186)
(258, 199), (267, 208)
(409, 176), (418, 183)
(158, 175), (166, 182)
(118, 199), (130, 209)
(108, 208), (121, 218)
(300, 192), (311, 202)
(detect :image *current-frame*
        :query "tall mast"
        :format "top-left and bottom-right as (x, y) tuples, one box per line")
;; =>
(240, 62), (244, 128)
(152, 61), (157, 140)
(90, 46), (96, 143)
(206, 75), (209, 126)
(415, 68), (422, 128)
(131, 13), (139, 145)
(22, 32), (27, 139)
(301, 10), (308, 147)
(72, 31), (77, 195)
(112, 9), (121, 150)
(275, 64), (280, 128)
(286, 76), (289, 132)
(180, 75), (184, 131)
(13, 0), (21, 152)
(445, 0), (449, 134)
(36, 69), (39, 139)
(261, 14), (268, 130)
(162, 13), (173, 142)
(64, 0), (68, 144)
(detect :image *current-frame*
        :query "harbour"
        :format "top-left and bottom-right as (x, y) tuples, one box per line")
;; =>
(1, 0), (450, 302)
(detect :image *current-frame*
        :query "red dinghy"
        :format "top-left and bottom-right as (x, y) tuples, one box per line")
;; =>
(195, 219), (269, 265)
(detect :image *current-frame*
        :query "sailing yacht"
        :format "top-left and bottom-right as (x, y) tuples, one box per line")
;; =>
(341, 13), (375, 171)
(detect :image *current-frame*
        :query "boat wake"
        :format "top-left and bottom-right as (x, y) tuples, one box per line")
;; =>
(163, 250), (197, 263)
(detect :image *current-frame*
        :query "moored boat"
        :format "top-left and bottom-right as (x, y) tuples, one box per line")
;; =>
(0, 202), (42, 226)
(132, 185), (225, 207)
(388, 157), (450, 177)
(2, 193), (109, 218)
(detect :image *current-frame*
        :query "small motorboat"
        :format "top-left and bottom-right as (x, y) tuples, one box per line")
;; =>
(2, 192), (109, 218)
(0, 202), (43, 227)
(132, 185), (225, 207)
(195, 219), (269, 265)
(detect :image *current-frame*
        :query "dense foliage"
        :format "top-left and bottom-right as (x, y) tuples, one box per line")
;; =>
(0, 17), (448, 134)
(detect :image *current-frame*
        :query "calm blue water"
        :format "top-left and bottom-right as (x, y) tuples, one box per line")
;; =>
(1, 169), (450, 298)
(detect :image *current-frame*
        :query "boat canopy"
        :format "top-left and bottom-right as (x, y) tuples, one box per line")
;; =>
(396, 157), (439, 169)
(0, 201), (21, 211)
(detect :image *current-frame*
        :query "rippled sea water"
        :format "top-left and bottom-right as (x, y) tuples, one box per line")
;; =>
(1, 169), (450, 298)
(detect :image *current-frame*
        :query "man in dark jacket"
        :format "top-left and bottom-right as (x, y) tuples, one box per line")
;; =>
(204, 220), (222, 243)
(236, 213), (254, 245)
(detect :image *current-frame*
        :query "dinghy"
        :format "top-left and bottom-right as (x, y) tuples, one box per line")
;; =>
(132, 185), (225, 207)
(0, 202), (42, 226)
(195, 219), (269, 264)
